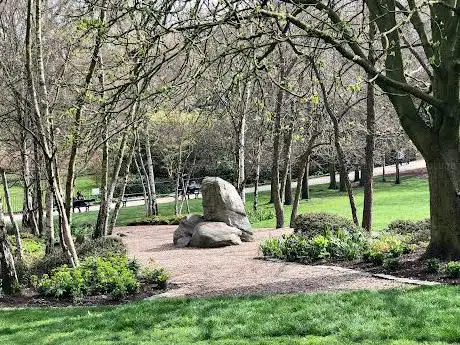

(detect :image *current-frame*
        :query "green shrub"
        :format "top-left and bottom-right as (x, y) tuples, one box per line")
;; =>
(31, 236), (126, 276)
(247, 209), (275, 223)
(260, 225), (367, 263)
(387, 219), (430, 243)
(77, 236), (126, 257)
(363, 233), (412, 265)
(445, 261), (460, 278)
(71, 223), (94, 242)
(34, 254), (140, 299)
(383, 258), (400, 270)
(293, 213), (359, 238)
(126, 216), (183, 226)
(425, 258), (443, 273)
(140, 267), (170, 288)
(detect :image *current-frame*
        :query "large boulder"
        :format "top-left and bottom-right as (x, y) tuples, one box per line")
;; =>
(173, 215), (203, 248)
(201, 177), (253, 241)
(189, 222), (242, 248)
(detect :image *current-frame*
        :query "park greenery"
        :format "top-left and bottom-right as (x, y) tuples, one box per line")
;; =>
(1, 287), (460, 344)
(0, 0), (458, 343)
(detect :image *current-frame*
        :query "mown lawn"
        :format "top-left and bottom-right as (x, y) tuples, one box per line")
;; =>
(1, 175), (100, 213)
(72, 176), (430, 230)
(1, 286), (459, 344)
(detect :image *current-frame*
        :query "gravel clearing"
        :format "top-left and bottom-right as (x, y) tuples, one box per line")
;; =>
(115, 225), (408, 298)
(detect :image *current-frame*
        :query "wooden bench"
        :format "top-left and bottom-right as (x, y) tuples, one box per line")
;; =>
(122, 194), (145, 207)
(178, 187), (201, 199)
(72, 198), (95, 213)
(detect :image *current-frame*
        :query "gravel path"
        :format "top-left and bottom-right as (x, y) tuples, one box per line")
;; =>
(115, 226), (407, 298)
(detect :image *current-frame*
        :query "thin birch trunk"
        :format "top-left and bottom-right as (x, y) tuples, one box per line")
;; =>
(311, 60), (359, 226)
(272, 85), (284, 229)
(0, 206), (18, 295)
(45, 185), (54, 254)
(33, 142), (43, 236)
(144, 127), (157, 216)
(108, 133), (137, 235)
(253, 138), (263, 211)
(64, 1), (107, 221)
(1, 170), (22, 261)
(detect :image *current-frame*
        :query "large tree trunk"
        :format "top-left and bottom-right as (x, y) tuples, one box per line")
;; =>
(424, 157), (460, 259)
(0, 207), (19, 295)
(1, 170), (22, 261)
(362, 53), (375, 232)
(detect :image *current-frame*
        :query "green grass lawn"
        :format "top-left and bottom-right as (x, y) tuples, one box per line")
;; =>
(72, 176), (430, 230)
(1, 175), (100, 213)
(1, 286), (459, 344)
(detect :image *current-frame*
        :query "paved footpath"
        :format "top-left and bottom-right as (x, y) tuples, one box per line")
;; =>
(10, 159), (426, 223)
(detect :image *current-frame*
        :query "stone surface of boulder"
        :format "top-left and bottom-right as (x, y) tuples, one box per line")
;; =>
(189, 222), (242, 248)
(173, 215), (202, 247)
(201, 177), (253, 241)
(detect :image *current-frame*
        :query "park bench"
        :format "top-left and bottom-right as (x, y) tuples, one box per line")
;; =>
(72, 198), (95, 213)
(122, 193), (145, 207)
(177, 186), (201, 199)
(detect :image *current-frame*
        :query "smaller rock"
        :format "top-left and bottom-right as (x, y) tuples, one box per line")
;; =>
(189, 222), (242, 248)
(173, 215), (202, 245)
(176, 236), (192, 248)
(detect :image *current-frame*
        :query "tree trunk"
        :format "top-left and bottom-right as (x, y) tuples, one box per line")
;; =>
(133, 154), (149, 214)
(362, 45), (375, 232)
(284, 164), (292, 205)
(290, 155), (309, 227)
(311, 59), (359, 225)
(144, 127), (158, 216)
(94, 130), (129, 238)
(354, 168), (360, 182)
(301, 158), (310, 200)
(1, 170), (22, 261)
(94, 57), (109, 238)
(253, 139), (262, 211)
(33, 142), (43, 236)
(272, 85), (284, 229)
(0, 207), (19, 295)
(108, 136), (136, 235)
(339, 169), (346, 192)
(280, 112), (294, 203)
(382, 155), (386, 182)
(395, 160), (401, 184)
(45, 185), (54, 254)
(64, 1), (107, 222)
(20, 128), (38, 234)
(424, 157), (460, 259)
(359, 164), (366, 187)
(328, 163), (337, 189)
